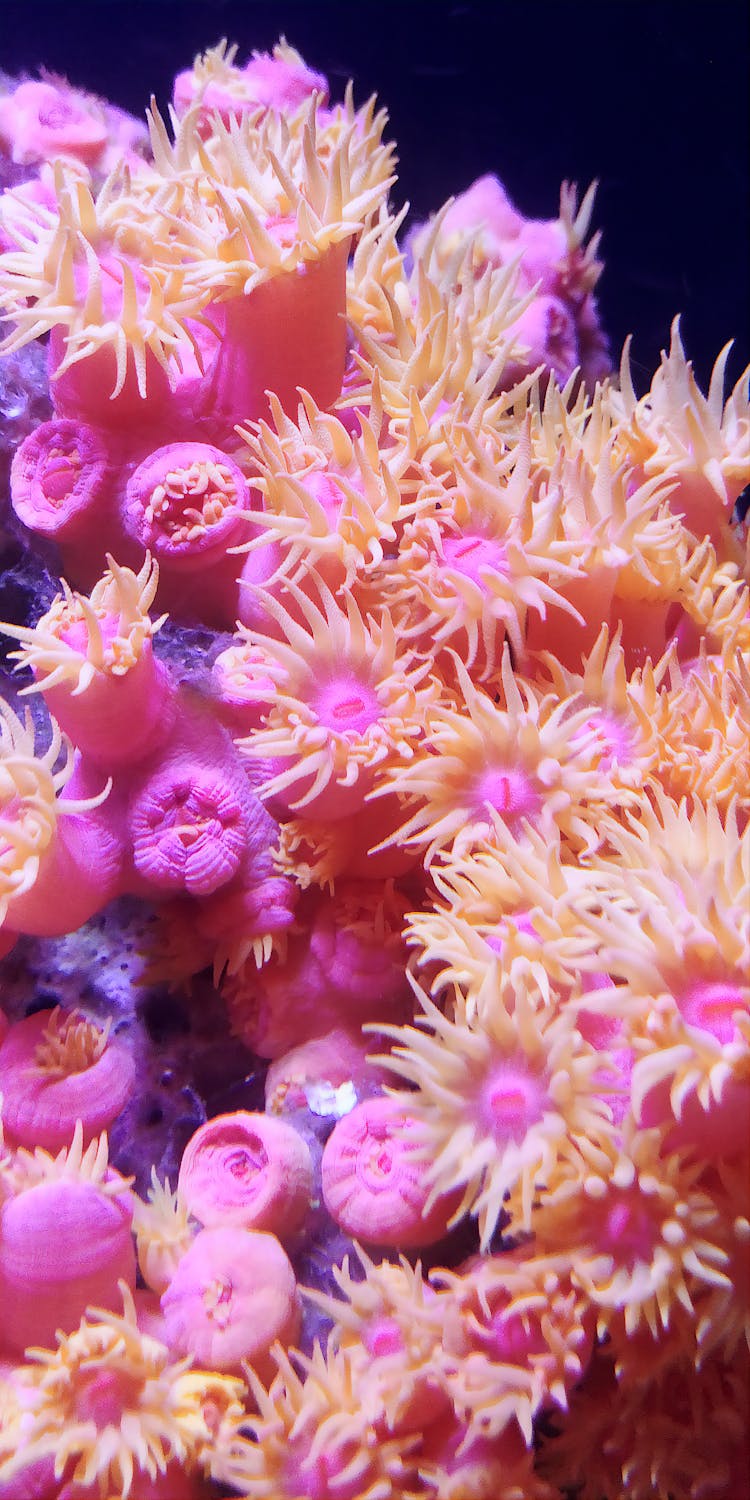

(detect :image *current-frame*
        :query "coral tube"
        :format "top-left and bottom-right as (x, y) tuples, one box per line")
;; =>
(4, 555), (175, 769)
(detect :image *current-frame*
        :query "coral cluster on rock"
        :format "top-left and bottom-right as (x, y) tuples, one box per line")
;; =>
(0, 37), (748, 1500)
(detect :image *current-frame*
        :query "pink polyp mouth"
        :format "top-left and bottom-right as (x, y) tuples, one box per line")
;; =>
(131, 773), (246, 895)
(442, 532), (508, 586)
(226, 1139), (268, 1181)
(11, 419), (108, 537)
(479, 1060), (546, 1142)
(599, 1193), (655, 1270)
(74, 1367), (141, 1427)
(360, 1140), (396, 1190)
(312, 673), (381, 735)
(364, 1315), (406, 1358)
(304, 468), (346, 524)
(485, 1304), (547, 1363)
(677, 979), (747, 1046)
(569, 707), (632, 770)
(473, 765), (540, 827)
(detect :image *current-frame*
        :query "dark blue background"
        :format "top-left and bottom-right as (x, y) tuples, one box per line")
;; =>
(2, 0), (748, 394)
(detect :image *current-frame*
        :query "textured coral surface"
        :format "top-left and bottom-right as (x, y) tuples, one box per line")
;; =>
(0, 35), (748, 1500)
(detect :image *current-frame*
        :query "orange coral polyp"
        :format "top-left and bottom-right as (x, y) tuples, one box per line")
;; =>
(0, 1006), (135, 1154)
(375, 647), (629, 865)
(237, 577), (438, 819)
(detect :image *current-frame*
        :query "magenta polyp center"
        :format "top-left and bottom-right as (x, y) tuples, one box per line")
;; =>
(40, 448), (81, 505)
(227, 1139), (268, 1178)
(313, 673), (381, 734)
(305, 469), (346, 524)
(486, 1303), (546, 1362)
(572, 708), (631, 769)
(442, 532), (508, 586)
(677, 978), (745, 1046)
(361, 1140), (395, 1188)
(364, 1315), (405, 1358)
(479, 1059), (546, 1143)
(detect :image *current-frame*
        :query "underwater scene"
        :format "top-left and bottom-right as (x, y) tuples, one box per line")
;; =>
(0, 7), (748, 1498)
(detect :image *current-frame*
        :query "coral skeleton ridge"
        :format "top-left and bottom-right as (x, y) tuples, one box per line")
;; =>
(0, 35), (748, 1500)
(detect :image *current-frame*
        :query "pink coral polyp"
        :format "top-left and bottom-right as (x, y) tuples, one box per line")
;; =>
(472, 764), (541, 828)
(478, 1058), (547, 1143)
(311, 672), (382, 735)
(678, 978), (746, 1046)
(321, 1095), (458, 1248)
(130, 768), (246, 895)
(0, 79), (108, 166)
(124, 444), (253, 568)
(10, 419), (109, 540)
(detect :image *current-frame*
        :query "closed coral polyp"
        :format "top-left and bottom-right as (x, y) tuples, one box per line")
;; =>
(177, 1111), (313, 1239)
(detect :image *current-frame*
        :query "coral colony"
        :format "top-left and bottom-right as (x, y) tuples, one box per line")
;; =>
(0, 36), (748, 1500)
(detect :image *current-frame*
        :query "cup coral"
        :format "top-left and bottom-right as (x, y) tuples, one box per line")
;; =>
(0, 1005), (135, 1152)
(177, 1110), (313, 1239)
(0, 27), (747, 1500)
(0, 698), (119, 936)
(374, 975), (616, 1247)
(0, 1282), (243, 1499)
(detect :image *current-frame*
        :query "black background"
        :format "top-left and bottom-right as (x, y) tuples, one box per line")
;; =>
(2, 0), (748, 394)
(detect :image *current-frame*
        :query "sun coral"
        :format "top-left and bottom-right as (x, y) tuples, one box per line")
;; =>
(160, 1224), (300, 1379)
(0, 1124), (136, 1353)
(209, 1342), (419, 1500)
(236, 576), (439, 820)
(375, 975), (615, 1247)
(0, 74), (394, 431)
(380, 422), (586, 679)
(534, 1122), (730, 1340)
(613, 319), (750, 555)
(321, 1094), (461, 1248)
(9, 417), (111, 545)
(405, 820), (603, 1010)
(432, 1249), (595, 1443)
(172, 38), (328, 126)
(235, 388), (412, 594)
(374, 648), (637, 866)
(406, 173), (609, 389)
(0, 1005), (135, 1152)
(3, 554), (173, 766)
(223, 880), (411, 1057)
(132, 1170), (197, 1298)
(573, 792), (750, 1157)
(0, 1283), (243, 1499)
(302, 1245), (449, 1432)
(0, 77), (108, 168)
(537, 1346), (749, 1500)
